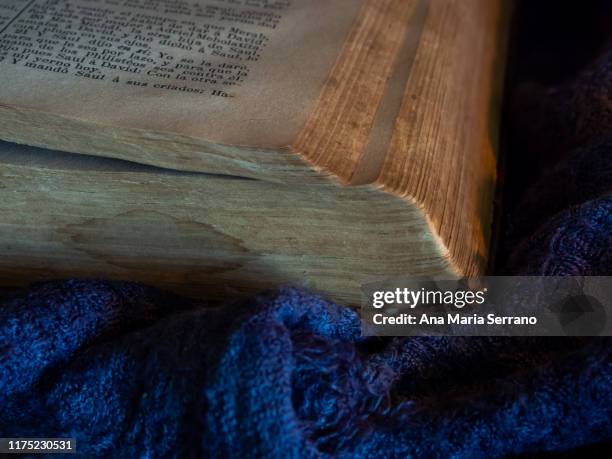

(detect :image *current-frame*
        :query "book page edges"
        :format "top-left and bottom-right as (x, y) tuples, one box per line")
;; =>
(291, 0), (422, 183)
(377, 0), (511, 277)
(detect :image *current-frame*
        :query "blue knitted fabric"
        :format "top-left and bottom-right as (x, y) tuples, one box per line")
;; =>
(0, 281), (610, 458)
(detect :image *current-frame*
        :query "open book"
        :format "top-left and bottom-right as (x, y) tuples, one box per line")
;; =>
(0, 0), (509, 304)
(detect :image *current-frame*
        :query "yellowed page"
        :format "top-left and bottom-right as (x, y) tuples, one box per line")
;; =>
(0, 0), (363, 148)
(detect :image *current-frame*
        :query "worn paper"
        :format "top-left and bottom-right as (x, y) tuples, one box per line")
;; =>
(0, 0), (363, 147)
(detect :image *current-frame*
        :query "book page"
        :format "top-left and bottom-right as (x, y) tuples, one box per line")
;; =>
(0, 0), (364, 147)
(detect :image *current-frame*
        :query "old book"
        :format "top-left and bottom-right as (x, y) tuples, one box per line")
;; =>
(0, 0), (509, 304)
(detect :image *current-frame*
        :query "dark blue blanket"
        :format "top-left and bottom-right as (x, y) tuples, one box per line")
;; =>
(0, 282), (610, 458)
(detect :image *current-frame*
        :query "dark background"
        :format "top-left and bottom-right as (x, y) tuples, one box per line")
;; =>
(493, 0), (612, 272)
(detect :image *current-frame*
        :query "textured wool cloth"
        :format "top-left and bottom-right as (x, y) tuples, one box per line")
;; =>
(0, 281), (610, 458)
(2, 12), (612, 459)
